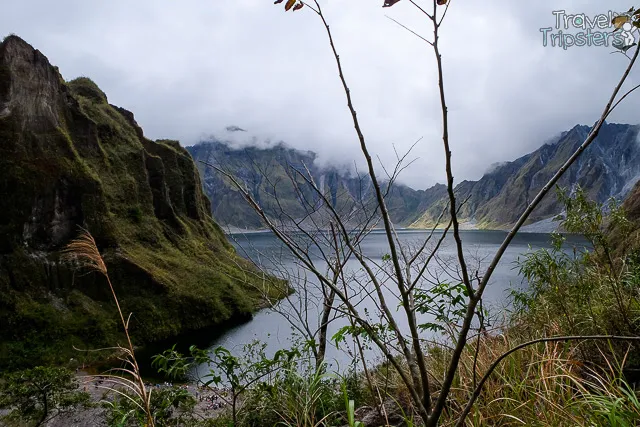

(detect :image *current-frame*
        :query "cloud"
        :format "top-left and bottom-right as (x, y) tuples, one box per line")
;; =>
(2, 0), (639, 189)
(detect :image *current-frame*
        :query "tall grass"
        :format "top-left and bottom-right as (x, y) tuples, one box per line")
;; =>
(356, 328), (640, 426)
(63, 229), (155, 427)
(442, 328), (587, 426)
(270, 367), (336, 427)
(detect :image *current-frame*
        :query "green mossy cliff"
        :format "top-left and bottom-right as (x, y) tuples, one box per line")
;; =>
(0, 35), (275, 369)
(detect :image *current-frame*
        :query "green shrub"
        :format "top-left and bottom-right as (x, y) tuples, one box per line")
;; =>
(0, 366), (91, 426)
(67, 77), (108, 104)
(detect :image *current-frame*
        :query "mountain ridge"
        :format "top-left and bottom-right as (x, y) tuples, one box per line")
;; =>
(412, 122), (640, 229)
(187, 139), (448, 229)
(188, 122), (640, 231)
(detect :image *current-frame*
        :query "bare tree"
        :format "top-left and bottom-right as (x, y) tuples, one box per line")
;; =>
(204, 1), (640, 425)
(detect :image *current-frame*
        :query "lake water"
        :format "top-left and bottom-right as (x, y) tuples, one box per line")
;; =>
(190, 229), (589, 374)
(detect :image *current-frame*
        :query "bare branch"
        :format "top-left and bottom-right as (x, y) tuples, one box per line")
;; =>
(386, 15), (434, 45)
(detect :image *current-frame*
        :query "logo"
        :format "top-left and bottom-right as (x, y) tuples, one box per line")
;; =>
(540, 10), (639, 51)
(614, 13), (639, 51)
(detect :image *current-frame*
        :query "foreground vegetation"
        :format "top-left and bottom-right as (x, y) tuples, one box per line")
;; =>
(2, 187), (640, 427)
(144, 187), (640, 427)
(3, 1), (640, 426)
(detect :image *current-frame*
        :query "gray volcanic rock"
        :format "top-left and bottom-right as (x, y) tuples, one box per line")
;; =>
(187, 140), (447, 229)
(412, 123), (640, 229)
(189, 122), (640, 231)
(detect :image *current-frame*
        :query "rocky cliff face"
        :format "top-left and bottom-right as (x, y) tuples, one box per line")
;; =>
(623, 181), (640, 223)
(0, 36), (273, 369)
(610, 180), (640, 253)
(412, 122), (640, 229)
(187, 140), (447, 229)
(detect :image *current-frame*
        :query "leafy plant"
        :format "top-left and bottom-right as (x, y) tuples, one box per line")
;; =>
(104, 385), (196, 427)
(0, 366), (91, 427)
(516, 186), (640, 339)
(153, 341), (299, 426)
(268, 366), (336, 427)
(342, 382), (363, 427)
(415, 281), (469, 335)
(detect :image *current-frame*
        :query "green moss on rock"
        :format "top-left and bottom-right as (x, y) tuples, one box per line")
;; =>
(0, 35), (286, 370)
(67, 77), (108, 104)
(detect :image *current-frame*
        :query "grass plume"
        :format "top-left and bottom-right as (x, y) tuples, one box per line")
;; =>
(63, 228), (155, 427)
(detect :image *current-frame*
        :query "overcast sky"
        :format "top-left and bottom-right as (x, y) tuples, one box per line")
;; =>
(3, 1), (640, 189)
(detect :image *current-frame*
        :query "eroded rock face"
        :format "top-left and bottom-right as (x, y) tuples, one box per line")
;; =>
(21, 179), (85, 249)
(0, 35), (267, 369)
(622, 181), (640, 223)
(189, 121), (640, 232)
(0, 35), (67, 129)
(0, 36), (104, 251)
(187, 140), (447, 229)
(610, 180), (640, 254)
(412, 123), (640, 229)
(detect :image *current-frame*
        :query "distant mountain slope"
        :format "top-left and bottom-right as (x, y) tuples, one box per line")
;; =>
(412, 123), (640, 229)
(187, 141), (447, 228)
(189, 122), (640, 231)
(610, 180), (640, 254)
(0, 35), (274, 369)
